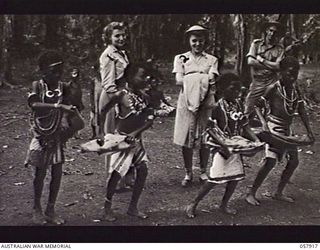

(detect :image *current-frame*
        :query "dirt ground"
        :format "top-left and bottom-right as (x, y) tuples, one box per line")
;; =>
(1, 64), (320, 227)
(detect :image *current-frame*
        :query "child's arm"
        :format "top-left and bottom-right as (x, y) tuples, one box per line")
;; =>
(28, 81), (75, 113)
(31, 102), (77, 113)
(129, 118), (154, 139)
(297, 98), (315, 142)
(243, 124), (260, 142)
(253, 83), (276, 132)
(254, 106), (269, 132)
(296, 84), (314, 140)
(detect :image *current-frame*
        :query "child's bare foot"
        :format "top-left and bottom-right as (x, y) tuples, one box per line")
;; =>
(185, 204), (196, 218)
(45, 214), (65, 225)
(32, 210), (47, 225)
(245, 194), (260, 206)
(272, 193), (294, 203)
(102, 211), (117, 222)
(127, 208), (148, 219)
(219, 205), (237, 215)
(102, 200), (117, 222)
(45, 205), (65, 225)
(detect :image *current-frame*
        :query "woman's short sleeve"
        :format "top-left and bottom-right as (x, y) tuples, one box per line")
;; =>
(246, 40), (258, 58)
(172, 55), (184, 74)
(208, 56), (219, 76)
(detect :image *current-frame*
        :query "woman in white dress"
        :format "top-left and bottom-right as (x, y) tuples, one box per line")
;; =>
(172, 25), (219, 186)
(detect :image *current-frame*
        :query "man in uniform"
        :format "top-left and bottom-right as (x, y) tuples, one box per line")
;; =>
(244, 21), (285, 118)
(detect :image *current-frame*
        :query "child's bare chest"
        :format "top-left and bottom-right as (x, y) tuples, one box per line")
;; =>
(270, 87), (298, 118)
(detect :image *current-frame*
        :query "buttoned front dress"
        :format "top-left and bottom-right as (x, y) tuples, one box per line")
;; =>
(172, 51), (219, 148)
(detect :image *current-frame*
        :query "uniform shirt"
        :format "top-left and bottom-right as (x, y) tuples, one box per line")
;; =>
(246, 39), (284, 82)
(172, 51), (219, 85)
(99, 44), (129, 93)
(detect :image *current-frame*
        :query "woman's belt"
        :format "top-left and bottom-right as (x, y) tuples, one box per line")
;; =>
(185, 71), (205, 75)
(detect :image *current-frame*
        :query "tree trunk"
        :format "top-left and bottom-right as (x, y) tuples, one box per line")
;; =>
(0, 15), (15, 87)
(44, 15), (61, 49)
(232, 14), (251, 86)
(288, 14), (297, 39)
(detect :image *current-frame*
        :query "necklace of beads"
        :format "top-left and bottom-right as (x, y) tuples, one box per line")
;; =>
(33, 80), (63, 136)
(220, 99), (243, 136)
(277, 84), (297, 116)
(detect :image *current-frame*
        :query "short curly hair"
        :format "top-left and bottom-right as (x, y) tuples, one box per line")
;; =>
(216, 73), (242, 97)
(102, 21), (127, 45)
(38, 50), (63, 71)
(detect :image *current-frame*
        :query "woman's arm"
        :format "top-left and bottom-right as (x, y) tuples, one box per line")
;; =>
(99, 90), (124, 115)
(100, 52), (117, 93)
(175, 73), (184, 86)
(173, 55), (184, 87)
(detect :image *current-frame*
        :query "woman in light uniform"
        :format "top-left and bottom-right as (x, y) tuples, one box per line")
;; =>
(98, 21), (129, 137)
(96, 22), (129, 179)
(172, 25), (219, 186)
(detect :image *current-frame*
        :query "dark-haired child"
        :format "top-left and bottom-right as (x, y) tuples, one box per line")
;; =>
(186, 73), (260, 218)
(246, 56), (314, 206)
(99, 63), (171, 221)
(25, 50), (82, 225)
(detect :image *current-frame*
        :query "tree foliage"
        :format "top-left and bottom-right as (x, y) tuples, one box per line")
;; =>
(0, 14), (320, 87)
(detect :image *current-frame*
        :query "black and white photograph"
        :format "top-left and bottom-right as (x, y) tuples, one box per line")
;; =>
(1, 9), (320, 242)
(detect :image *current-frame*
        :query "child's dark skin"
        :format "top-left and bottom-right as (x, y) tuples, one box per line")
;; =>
(30, 64), (75, 225)
(186, 81), (259, 218)
(100, 66), (155, 221)
(246, 62), (314, 206)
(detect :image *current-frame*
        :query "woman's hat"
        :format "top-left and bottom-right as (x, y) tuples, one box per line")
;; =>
(185, 25), (208, 34)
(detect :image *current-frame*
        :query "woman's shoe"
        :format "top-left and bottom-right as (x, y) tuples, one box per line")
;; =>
(199, 172), (208, 183)
(181, 174), (193, 187)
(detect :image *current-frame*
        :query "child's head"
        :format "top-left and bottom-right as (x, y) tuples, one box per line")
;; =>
(279, 56), (299, 85)
(216, 73), (242, 101)
(38, 50), (64, 83)
(125, 63), (150, 91)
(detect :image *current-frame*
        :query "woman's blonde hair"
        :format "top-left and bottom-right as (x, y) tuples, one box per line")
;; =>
(102, 22), (127, 46)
